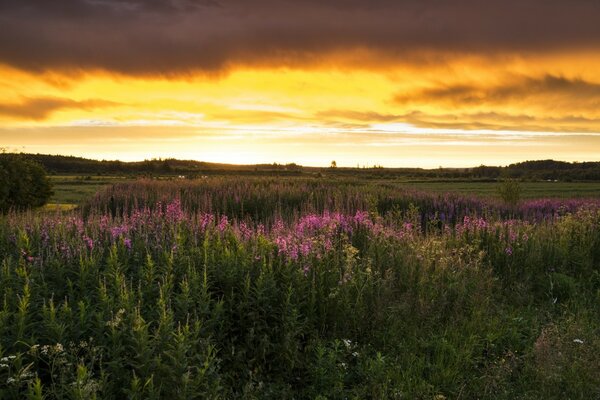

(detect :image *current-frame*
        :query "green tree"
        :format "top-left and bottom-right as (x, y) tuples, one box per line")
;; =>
(0, 153), (53, 212)
(497, 179), (522, 207)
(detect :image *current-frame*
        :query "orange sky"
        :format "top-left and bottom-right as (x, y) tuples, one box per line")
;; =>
(1, 1), (600, 167)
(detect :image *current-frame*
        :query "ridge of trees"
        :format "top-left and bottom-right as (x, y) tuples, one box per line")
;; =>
(3, 153), (600, 181)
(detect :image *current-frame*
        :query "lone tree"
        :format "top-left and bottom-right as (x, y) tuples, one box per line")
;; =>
(0, 153), (53, 213)
(497, 179), (522, 208)
(330, 160), (337, 168)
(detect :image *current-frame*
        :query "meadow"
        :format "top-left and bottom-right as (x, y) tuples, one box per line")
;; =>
(47, 175), (600, 207)
(1, 177), (599, 398)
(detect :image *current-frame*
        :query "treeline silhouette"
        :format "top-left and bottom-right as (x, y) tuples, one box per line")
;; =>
(5, 153), (600, 181)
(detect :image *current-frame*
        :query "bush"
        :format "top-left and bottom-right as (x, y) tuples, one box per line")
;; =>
(0, 154), (53, 213)
(497, 179), (522, 207)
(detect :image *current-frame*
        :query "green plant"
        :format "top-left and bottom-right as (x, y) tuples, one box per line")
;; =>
(497, 179), (522, 207)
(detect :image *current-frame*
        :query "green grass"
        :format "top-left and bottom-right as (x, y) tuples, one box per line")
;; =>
(396, 181), (600, 198)
(48, 175), (600, 207)
(48, 175), (130, 205)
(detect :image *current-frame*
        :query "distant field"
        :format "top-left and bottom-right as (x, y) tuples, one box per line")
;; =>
(399, 180), (600, 198)
(47, 175), (600, 206)
(48, 175), (130, 205)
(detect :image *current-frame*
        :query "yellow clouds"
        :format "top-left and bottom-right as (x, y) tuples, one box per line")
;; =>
(1, 48), (600, 167)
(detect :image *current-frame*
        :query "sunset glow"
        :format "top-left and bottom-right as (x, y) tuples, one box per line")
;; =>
(1, 1), (599, 167)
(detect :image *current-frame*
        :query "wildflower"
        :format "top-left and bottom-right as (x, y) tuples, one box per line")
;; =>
(6, 377), (16, 384)
(199, 213), (214, 230)
(505, 246), (513, 256)
(0, 364), (8, 368)
(83, 236), (94, 251)
(573, 339), (584, 344)
(342, 339), (352, 348)
(302, 264), (310, 276)
(166, 198), (185, 222)
(123, 238), (132, 250)
(107, 308), (126, 328)
(218, 215), (229, 232)
(300, 242), (311, 257)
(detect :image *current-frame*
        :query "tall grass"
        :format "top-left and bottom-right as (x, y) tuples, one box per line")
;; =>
(1, 178), (599, 398)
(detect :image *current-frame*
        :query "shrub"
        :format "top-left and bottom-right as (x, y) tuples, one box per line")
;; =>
(497, 179), (522, 207)
(0, 154), (53, 213)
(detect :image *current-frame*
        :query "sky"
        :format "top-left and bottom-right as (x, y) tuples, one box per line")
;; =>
(1, 0), (600, 168)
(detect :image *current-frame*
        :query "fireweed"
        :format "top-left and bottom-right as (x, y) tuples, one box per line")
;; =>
(1, 181), (599, 399)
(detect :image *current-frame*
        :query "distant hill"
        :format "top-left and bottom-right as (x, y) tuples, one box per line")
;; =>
(506, 160), (600, 180)
(3, 153), (600, 181)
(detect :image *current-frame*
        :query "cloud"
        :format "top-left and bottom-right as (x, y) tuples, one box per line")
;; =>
(393, 75), (600, 111)
(317, 109), (600, 133)
(0, 0), (599, 75)
(0, 97), (121, 120)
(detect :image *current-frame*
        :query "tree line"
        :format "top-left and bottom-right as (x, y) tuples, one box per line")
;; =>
(5, 153), (600, 182)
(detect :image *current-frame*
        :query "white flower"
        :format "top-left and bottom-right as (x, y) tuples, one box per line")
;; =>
(352, 351), (359, 357)
(342, 339), (352, 348)
(573, 338), (584, 344)
(6, 377), (16, 384)
(0, 363), (8, 368)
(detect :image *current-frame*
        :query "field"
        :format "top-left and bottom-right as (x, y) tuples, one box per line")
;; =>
(1, 177), (600, 398)
(47, 176), (131, 207)
(47, 175), (600, 207)
(399, 180), (600, 199)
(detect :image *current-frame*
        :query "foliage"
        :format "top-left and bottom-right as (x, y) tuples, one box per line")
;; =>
(12, 152), (600, 181)
(497, 179), (522, 207)
(0, 154), (53, 213)
(0, 179), (599, 398)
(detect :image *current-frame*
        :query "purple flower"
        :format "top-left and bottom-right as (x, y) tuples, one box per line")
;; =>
(166, 198), (185, 222)
(124, 238), (132, 250)
(218, 215), (229, 232)
(303, 264), (310, 276)
(83, 236), (94, 251)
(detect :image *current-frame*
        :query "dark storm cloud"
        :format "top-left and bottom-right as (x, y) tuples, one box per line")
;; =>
(0, 0), (599, 74)
(394, 75), (600, 110)
(0, 97), (121, 120)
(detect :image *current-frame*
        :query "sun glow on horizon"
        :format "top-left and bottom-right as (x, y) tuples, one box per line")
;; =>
(1, 49), (600, 168)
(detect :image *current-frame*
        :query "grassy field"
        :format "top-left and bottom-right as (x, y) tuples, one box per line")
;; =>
(400, 180), (600, 198)
(48, 175), (600, 207)
(48, 175), (130, 206)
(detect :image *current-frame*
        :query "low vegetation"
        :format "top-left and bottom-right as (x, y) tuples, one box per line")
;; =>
(0, 178), (599, 398)
(0, 154), (52, 213)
